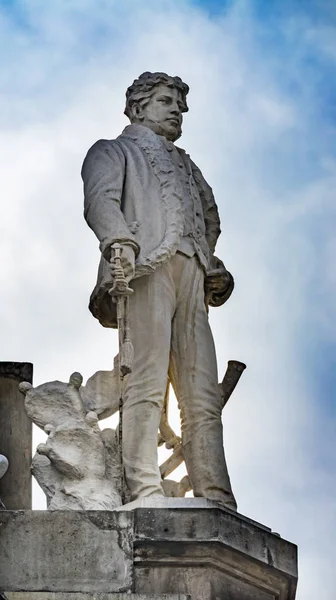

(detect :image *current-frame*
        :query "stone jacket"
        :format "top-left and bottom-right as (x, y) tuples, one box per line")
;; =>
(82, 124), (233, 327)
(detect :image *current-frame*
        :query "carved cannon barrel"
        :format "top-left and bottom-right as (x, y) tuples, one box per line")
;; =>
(220, 360), (246, 408)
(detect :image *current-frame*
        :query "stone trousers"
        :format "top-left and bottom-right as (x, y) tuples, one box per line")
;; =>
(123, 253), (236, 509)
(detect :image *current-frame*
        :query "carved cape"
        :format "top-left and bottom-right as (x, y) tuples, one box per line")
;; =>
(82, 124), (233, 327)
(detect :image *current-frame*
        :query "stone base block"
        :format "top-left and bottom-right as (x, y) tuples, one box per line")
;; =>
(0, 503), (297, 600)
(133, 507), (297, 600)
(0, 511), (133, 593)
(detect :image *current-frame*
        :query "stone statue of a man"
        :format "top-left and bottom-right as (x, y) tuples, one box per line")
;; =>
(82, 72), (237, 510)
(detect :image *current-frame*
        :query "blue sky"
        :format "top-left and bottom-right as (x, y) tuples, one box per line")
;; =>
(199, 0), (336, 422)
(1, 1), (335, 598)
(196, 0), (336, 406)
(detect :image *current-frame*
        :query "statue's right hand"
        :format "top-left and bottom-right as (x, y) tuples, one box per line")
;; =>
(110, 243), (135, 283)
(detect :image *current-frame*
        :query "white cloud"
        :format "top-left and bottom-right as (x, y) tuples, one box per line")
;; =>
(1, 1), (335, 598)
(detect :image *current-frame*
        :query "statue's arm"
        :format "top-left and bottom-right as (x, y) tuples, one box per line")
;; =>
(203, 194), (221, 257)
(81, 139), (140, 260)
(189, 159), (220, 254)
(190, 159), (234, 306)
(203, 183), (235, 306)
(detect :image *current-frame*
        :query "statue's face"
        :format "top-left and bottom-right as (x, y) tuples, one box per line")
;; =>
(137, 84), (184, 141)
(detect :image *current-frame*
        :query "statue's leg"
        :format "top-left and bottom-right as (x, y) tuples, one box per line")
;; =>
(169, 254), (237, 510)
(123, 263), (175, 501)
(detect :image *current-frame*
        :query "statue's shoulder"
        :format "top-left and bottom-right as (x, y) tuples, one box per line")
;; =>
(84, 137), (124, 156)
(82, 138), (126, 175)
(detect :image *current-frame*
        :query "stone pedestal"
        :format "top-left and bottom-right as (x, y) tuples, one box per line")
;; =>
(0, 362), (33, 509)
(0, 501), (297, 600)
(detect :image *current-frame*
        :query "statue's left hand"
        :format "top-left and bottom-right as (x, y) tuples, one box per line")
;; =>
(205, 267), (231, 291)
(205, 258), (234, 307)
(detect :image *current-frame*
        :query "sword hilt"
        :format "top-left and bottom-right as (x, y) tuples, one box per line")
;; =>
(109, 243), (134, 297)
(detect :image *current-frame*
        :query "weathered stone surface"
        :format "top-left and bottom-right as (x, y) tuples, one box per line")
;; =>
(0, 511), (133, 593)
(133, 507), (297, 600)
(117, 496), (270, 531)
(0, 507), (297, 599)
(80, 359), (120, 420)
(0, 363), (32, 509)
(19, 374), (122, 510)
(6, 595), (190, 600)
(0, 362), (33, 384)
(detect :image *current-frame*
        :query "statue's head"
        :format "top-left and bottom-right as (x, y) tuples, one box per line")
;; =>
(125, 72), (189, 142)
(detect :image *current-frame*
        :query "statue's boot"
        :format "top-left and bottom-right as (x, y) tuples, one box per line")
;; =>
(182, 423), (237, 511)
(123, 401), (165, 500)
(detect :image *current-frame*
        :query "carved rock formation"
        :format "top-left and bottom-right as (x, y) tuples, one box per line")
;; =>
(19, 372), (121, 510)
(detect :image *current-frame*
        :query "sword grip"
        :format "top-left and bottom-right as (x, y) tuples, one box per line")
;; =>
(109, 243), (134, 297)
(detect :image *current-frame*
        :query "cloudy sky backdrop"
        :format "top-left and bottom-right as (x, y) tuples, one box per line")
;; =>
(1, 0), (335, 597)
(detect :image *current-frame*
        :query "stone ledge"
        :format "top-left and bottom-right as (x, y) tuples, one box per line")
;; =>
(133, 506), (296, 575)
(117, 497), (272, 532)
(5, 594), (190, 600)
(133, 507), (297, 600)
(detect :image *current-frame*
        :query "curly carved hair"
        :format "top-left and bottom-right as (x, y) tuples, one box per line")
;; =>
(124, 71), (189, 120)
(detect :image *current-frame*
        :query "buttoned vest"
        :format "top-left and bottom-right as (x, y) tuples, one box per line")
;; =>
(163, 139), (208, 271)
